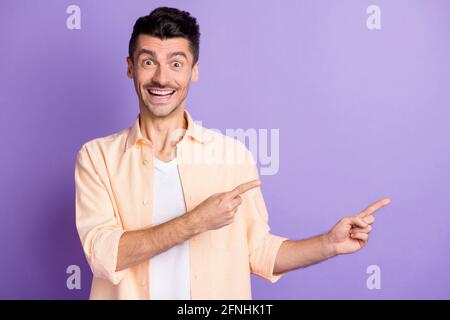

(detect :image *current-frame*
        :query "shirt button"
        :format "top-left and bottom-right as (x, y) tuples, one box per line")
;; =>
(143, 199), (148, 205)
(143, 159), (149, 165)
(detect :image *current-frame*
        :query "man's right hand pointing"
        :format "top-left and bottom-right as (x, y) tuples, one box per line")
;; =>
(187, 179), (261, 232)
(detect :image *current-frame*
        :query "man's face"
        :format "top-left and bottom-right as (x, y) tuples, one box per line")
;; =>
(127, 35), (199, 118)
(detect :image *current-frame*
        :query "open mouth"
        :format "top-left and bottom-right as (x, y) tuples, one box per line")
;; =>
(147, 88), (176, 97)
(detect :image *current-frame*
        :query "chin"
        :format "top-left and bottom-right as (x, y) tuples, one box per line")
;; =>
(145, 103), (178, 118)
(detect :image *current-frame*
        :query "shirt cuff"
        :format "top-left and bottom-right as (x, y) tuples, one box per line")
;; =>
(90, 228), (127, 285)
(250, 233), (289, 283)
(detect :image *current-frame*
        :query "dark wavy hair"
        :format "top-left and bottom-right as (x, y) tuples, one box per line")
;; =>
(128, 7), (200, 65)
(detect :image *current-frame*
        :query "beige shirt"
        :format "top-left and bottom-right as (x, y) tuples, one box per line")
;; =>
(75, 109), (288, 299)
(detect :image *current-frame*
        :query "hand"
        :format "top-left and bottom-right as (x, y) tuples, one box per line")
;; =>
(325, 198), (391, 255)
(187, 179), (261, 233)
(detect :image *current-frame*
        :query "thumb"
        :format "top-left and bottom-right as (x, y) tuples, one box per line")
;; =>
(347, 216), (368, 228)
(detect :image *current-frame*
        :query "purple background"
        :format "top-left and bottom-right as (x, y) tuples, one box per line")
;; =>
(1, 0), (449, 299)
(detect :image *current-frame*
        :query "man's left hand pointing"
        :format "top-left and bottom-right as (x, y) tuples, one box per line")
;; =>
(325, 198), (392, 255)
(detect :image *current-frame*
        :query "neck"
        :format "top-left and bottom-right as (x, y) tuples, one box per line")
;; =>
(139, 106), (187, 160)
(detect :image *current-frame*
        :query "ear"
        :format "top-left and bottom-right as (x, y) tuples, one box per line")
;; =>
(126, 56), (133, 78)
(190, 62), (199, 82)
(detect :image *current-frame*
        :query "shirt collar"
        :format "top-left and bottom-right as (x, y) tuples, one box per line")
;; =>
(125, 109), (205, 151)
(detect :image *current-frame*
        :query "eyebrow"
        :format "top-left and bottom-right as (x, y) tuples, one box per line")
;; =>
(137, 49), (189, 61)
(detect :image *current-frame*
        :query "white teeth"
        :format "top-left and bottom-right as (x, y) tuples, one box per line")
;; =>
(149, 89), (174, 95)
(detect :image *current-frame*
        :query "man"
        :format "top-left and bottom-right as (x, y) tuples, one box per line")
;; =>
(75, 7), (391, 300)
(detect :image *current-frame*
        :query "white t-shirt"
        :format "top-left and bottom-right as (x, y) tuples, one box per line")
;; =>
(149, 157), (191, 300)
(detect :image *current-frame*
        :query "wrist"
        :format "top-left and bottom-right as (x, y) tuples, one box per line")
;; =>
(322, 233), (339, 258)
(183, 210), (205, 236)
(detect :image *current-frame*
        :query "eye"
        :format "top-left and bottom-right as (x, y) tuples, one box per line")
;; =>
(172, 61), (182, 68)
(143, 59), (154, 66)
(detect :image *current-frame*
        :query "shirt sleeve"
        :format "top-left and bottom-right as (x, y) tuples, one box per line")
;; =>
(74, 144), (126, 285)
(242, 148), (289, 283)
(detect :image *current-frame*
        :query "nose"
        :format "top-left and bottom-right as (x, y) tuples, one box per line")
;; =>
(152, 65), (169, 87)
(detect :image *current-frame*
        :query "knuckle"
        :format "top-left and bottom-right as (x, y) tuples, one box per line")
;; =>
(365, 216), (374, 224)
(212, 193), (221, 199)
(226, 203), (234, 211)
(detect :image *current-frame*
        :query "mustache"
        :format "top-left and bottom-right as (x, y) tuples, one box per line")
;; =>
(144, 83), (177, 90)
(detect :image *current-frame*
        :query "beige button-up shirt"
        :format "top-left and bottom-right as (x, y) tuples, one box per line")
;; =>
(75, 110), (288, 299)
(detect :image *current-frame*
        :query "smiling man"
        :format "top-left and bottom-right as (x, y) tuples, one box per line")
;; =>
(74, 7), (391, 300)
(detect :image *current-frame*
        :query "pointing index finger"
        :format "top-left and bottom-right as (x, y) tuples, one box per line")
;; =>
(227, 179), (261, 198)
(358, 198), (391, 218)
